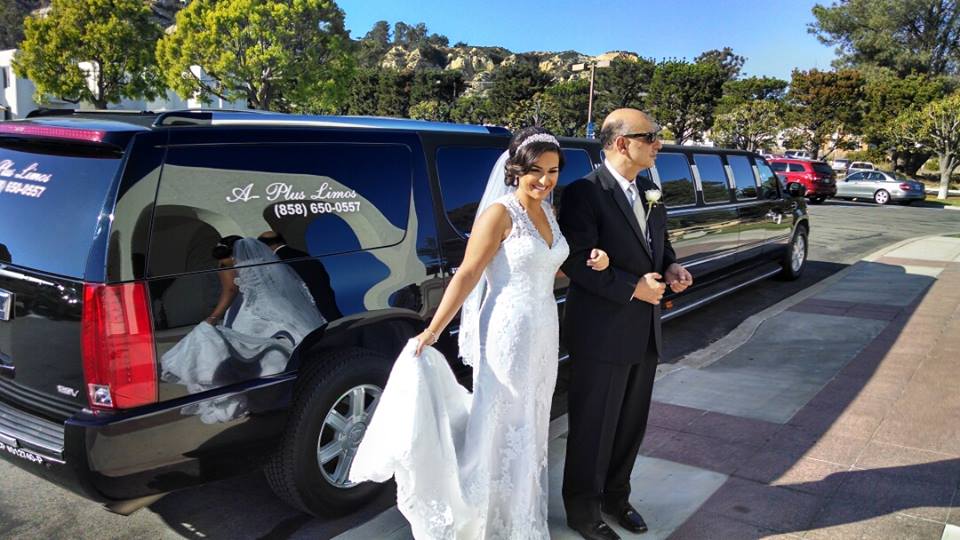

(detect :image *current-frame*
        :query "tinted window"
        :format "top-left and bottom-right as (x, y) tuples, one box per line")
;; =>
(654, 153), (695, 207)
(869, 172), (886, 181)
(694, 154), (730, 204)
(436, 146), (592, 234)
(770, 162), (787, 172)
(812, 162), (834, 175)
(436, 147), (501, 234)
(0, 141), (121, 277)
(756, 160), (781, 199)
(846, 172), (864, 181)
(788, 163), (806, 172)
(555, 148), (595, 210)
(728, 155), (758, 199)
(149, 143), (412, 277)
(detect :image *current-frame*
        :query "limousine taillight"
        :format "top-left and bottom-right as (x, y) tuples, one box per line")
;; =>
(81, 283), (157, 409)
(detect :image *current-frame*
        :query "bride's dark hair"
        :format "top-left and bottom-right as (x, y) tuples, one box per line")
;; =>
(504, 126), (565, 186)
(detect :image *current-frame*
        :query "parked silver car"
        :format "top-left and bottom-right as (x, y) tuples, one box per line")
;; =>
(837, 170), (926, 205)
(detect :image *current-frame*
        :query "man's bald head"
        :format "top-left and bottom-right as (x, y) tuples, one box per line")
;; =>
(599, 108), (657, 150)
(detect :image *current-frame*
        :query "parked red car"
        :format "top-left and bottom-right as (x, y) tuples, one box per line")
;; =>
(768, 158), (837, 204)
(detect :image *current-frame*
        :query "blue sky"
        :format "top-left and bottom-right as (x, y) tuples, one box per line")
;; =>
(337, 0), (838, 81)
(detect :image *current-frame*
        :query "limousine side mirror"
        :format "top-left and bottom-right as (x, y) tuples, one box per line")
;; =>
(787, 182), (806, 198)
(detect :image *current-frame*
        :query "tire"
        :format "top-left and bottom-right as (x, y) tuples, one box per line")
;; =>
(779, 226), (807, 281)
(265, 348), (392, 516)
(808, 196), (825, 205)
(874, 190), (891, 205)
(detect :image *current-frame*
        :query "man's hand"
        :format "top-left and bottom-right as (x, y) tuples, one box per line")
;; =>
(664, 263), (693, 293)
(633, 272), (666, 305)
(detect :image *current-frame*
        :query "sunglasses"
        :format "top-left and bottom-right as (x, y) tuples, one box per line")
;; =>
(622, 131), (661, 144)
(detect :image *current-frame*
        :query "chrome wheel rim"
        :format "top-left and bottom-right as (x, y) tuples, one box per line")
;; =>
(791, 234), (806, 273)
(317, 384), (382, 489)
(875, 191), (889, 204)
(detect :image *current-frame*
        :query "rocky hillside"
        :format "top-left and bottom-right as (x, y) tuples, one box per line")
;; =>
(378, 45), (643, 86)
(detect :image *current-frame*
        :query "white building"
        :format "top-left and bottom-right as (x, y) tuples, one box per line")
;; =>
(1, 48), (245, 119)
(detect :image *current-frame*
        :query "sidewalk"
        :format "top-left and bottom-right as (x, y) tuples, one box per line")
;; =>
(337, 234), (960, 540)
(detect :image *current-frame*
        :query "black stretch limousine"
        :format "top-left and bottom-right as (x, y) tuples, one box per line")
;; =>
(0, 110), (808, 517)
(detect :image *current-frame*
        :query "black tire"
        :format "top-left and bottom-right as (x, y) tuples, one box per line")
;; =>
(779, 226), (807, 281)
(874, 189), (891, 205)
(265, 348), (392, 516)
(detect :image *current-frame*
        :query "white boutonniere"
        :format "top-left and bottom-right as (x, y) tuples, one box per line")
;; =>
(645, 189), (662, 216)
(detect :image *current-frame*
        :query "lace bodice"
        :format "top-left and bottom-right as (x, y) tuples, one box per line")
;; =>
(485, 194), (569, 300)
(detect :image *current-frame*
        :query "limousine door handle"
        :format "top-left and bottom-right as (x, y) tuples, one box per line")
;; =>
(765, 210), (783, 225)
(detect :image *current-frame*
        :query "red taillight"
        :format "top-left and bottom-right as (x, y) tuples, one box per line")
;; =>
(0, 123), (107, 143)
(899, 183), (912, 190)
(81, 283), (157, 409)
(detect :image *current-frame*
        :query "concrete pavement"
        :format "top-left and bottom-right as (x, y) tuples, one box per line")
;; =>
(338, 233), (960, 540)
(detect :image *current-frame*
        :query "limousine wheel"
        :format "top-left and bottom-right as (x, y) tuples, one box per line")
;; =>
(265, 347), (391, 516)
(779, 227), (807, 281)
(874, 190), (891, 205)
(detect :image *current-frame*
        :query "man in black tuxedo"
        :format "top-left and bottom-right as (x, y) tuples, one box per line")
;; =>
(559, 109), (692, 540)
(257, 231), (343, 322)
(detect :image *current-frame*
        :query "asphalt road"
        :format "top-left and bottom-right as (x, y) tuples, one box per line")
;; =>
(2, 200), (960, 540)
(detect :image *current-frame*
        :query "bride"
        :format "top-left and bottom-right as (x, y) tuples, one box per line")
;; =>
(350, 127), (609, 539)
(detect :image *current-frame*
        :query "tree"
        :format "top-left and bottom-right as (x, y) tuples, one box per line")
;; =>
(786, 68), (866, 159)
(487, 62), (554, 125)
(862, 71), (953, 172)
(410, 69), (463, 105)
(408, 99), (451, 122)
(647, 59), (727, 144)
(12, 0), (163, 109)
(810, 0), (960, 77)
(0, 1), (45, 50)
(695, 47), (745, 80)
(593, 57), (656, 122)
(356, 20), (391, 67)
(716, 76), (788, 114)
(711, 100), (783, 152)
(891, 93), (960, 199)
(345, 67), (381, 115)
(545, 79), (590, 137)
(450, 95), (493, 125)
(376, 69), (412, 117)
(506, 93), (563, 132)
(157, 0), (355, 113)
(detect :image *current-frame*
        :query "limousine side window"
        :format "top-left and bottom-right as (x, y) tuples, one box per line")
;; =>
(694, 154), (731, 204)
(653, 153), (696, 207)
(436, 147), (594, 235)
(756, 160), (781, 199)
(148, 143), (413, 276)
(727, 155), (758, 199)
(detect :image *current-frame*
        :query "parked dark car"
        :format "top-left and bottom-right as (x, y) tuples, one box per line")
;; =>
(0, 110), (809, 518)
(768, 157), (837, 204)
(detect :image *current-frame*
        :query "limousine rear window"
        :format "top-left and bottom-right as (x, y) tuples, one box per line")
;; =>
(727, 155), (758, 199)
(436, 146), (594, 235)
(147, 143), (413, 277)
(0, 140), (121, 278)
(654, 153), (695, 207)
(694, 154), (731, 204)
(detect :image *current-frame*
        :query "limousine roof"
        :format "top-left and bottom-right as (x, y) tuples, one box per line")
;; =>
(19, 108), (511, 135)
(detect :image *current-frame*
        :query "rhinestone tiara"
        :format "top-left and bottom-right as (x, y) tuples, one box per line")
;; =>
(516, 133), (560, 152)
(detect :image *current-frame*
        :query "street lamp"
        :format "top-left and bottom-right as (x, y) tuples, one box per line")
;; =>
(571, 59), (610, 138)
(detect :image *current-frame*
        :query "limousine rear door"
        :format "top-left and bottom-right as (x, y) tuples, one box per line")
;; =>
(726, 154), (772, 263)
(653, 152), (741, 280)
(754, 158), (794, 255)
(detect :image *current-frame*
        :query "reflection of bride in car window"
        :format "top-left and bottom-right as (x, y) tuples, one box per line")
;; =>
(160, 237), (326, 421)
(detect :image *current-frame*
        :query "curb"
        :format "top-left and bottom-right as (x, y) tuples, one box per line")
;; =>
(672, 232), (960, 371)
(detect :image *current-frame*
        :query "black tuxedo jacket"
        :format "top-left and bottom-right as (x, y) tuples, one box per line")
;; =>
(275, 245), (343, 322)
(558, 165), (676, 365)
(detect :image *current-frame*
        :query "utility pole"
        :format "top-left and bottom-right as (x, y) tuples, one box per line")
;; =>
(571, 59), (610, 138)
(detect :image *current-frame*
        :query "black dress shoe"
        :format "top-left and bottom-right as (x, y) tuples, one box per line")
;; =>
(569, 519), (622, 540)
(603, 505), (648, 534)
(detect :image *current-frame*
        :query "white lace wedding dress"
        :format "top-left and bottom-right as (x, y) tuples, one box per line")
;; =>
(350, 195), (569, 539)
